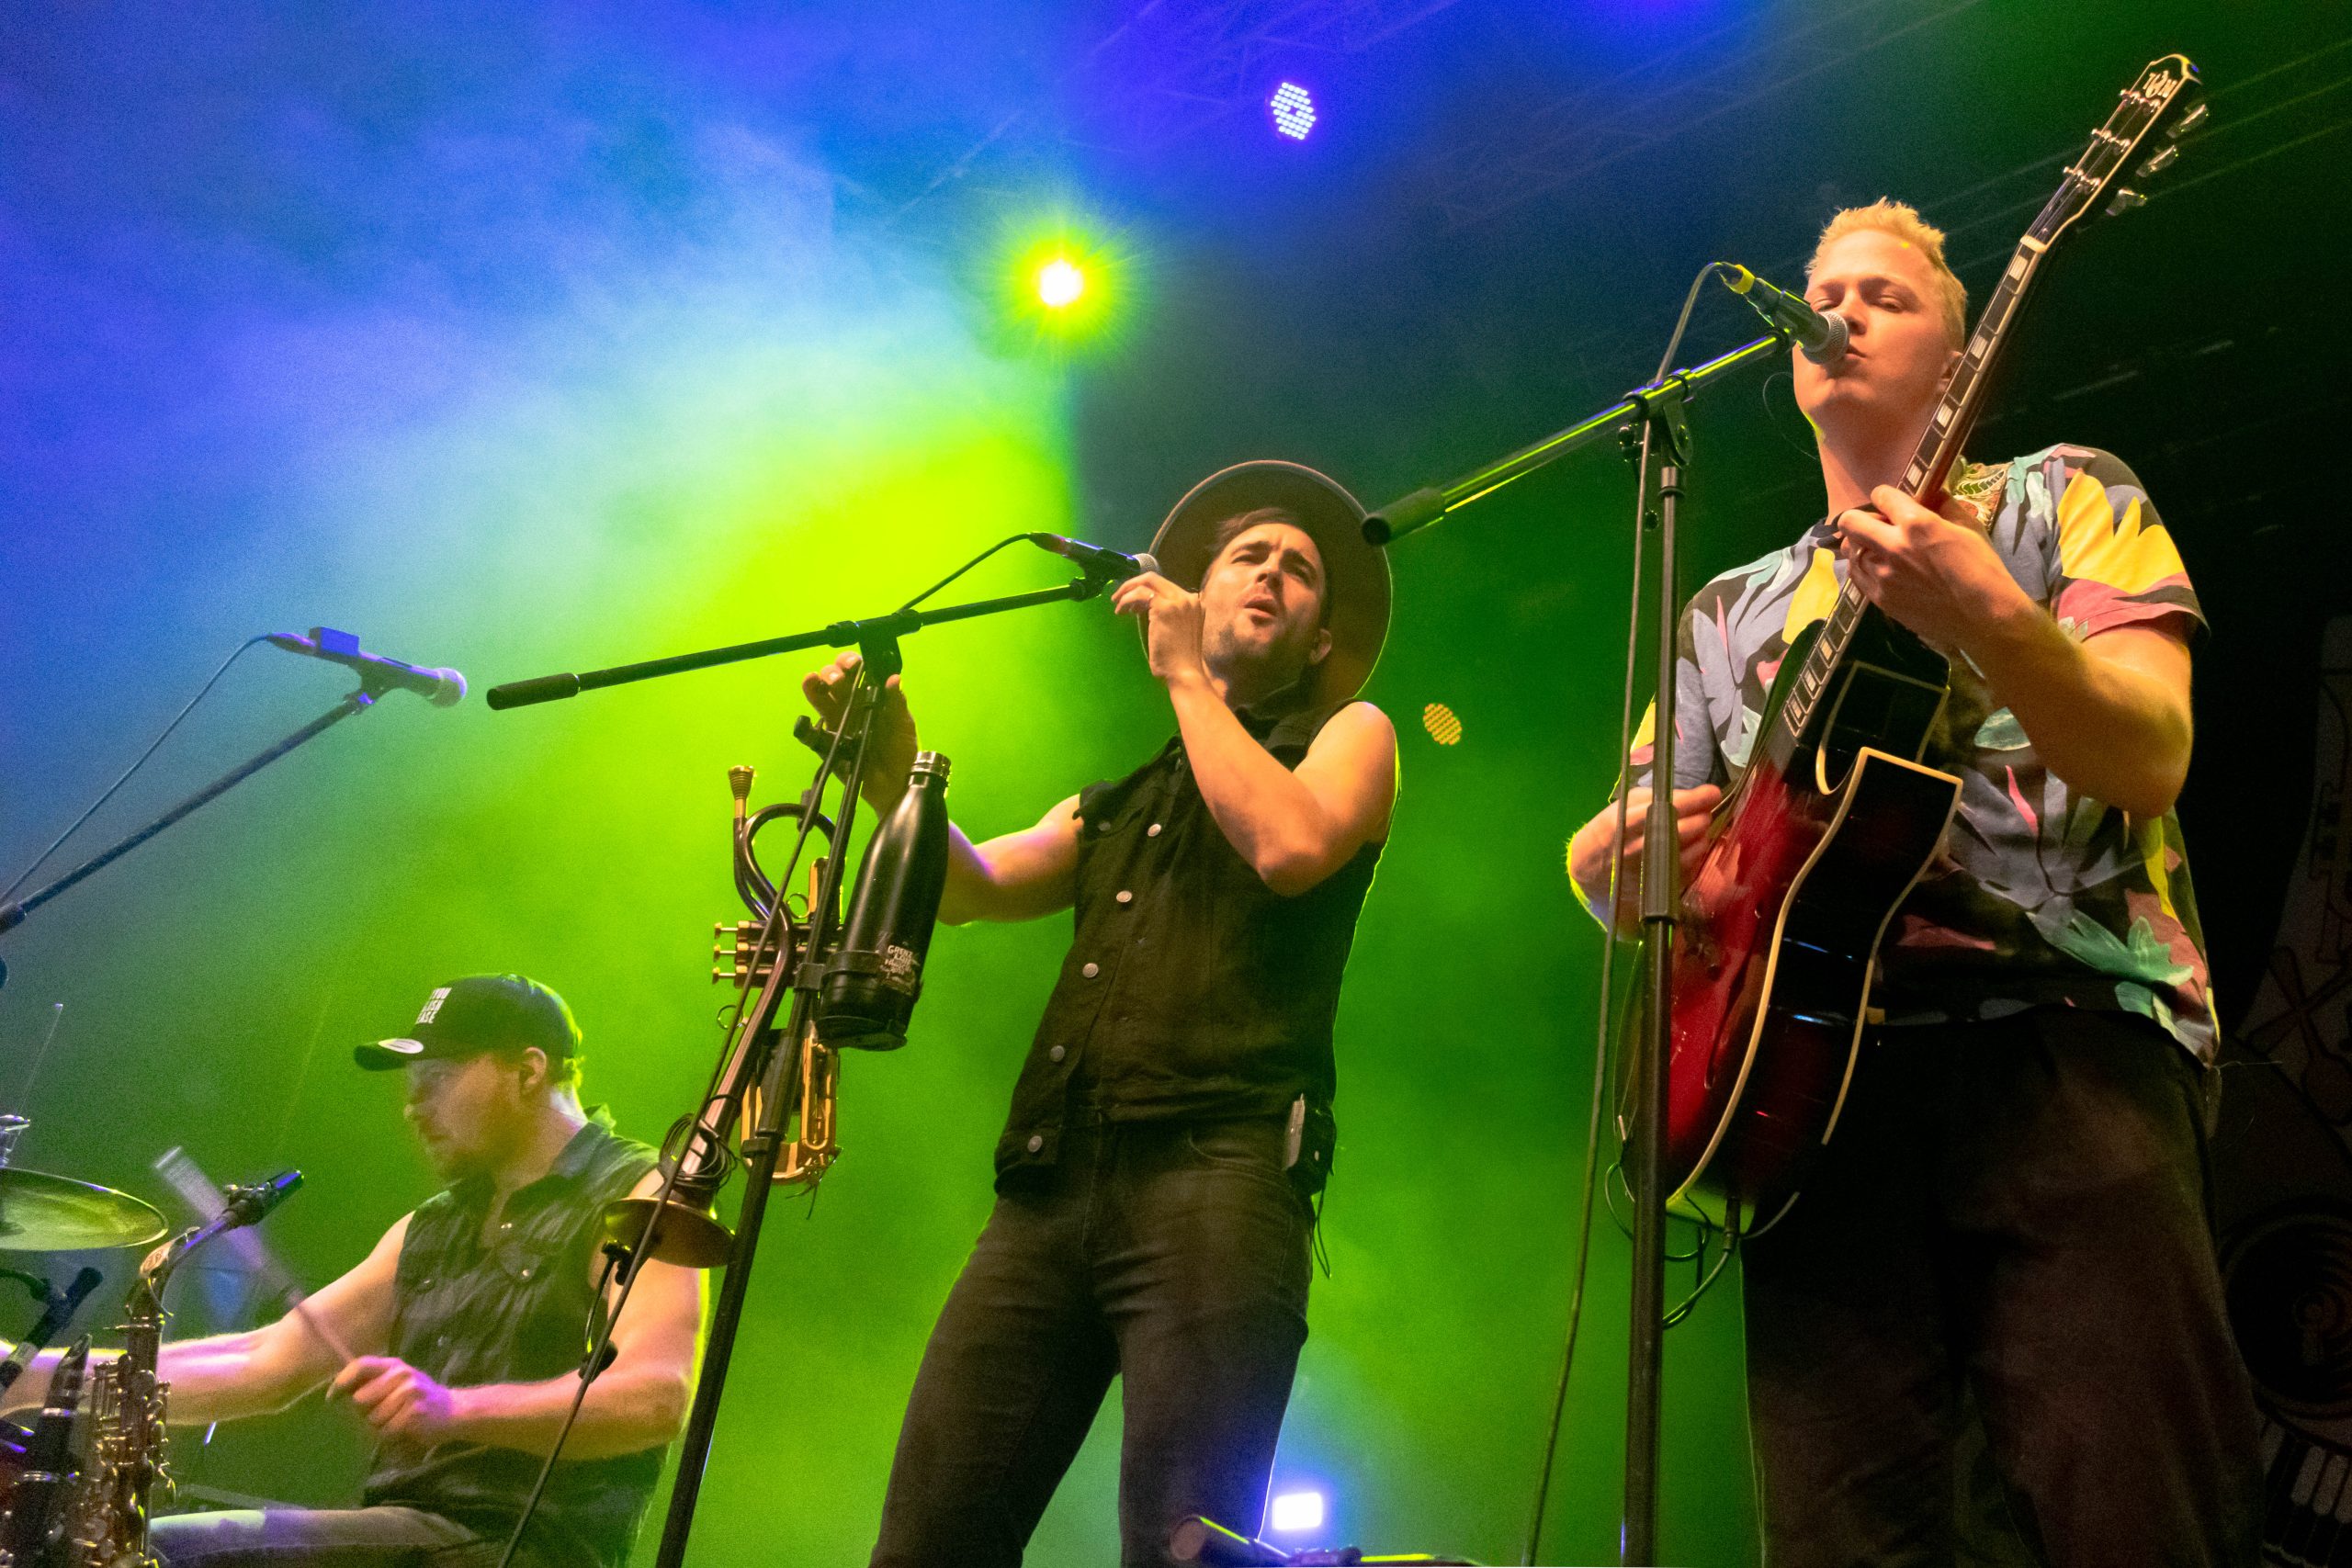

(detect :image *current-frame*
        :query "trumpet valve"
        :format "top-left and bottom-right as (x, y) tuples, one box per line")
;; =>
(712, 919), (780, 987)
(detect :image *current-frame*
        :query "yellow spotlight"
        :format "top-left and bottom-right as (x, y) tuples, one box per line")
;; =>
(1036, 257), (1086, 309)
(1421, 702), (1464, 746)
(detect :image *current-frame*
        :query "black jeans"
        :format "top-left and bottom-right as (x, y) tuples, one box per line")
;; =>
(870, 1116), (1315, 1568)
(1743, 1006), (2265, 1567)
(149, 1506), (501, 1566)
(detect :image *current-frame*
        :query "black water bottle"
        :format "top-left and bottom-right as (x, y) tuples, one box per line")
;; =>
(818, 750), (951, 1050)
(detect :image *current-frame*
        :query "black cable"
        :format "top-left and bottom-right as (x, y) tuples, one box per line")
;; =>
(489, 1244), (628, 1568)
(489, 940), (785, 1568)
(1661, 1199), (1742, 1329)
(2, 635), (269, 901)
(1522, 262), (1720, 1565)
(897, 533), (1050, 612)
(1659, 1233), (1741, 1329)
(1600, 1160), (1709, 1265)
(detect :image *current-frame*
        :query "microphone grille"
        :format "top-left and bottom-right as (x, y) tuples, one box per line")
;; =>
(430, 669), (469, 707)
(1806, 311), (1851, 367)
(1133, 551), (1159, 576)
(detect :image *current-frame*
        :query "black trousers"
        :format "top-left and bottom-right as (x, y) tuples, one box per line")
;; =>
(149, 1506), (496, 1566)
(869, 1116), (1314, 1568)
(1742, 1006), (2265, 1567)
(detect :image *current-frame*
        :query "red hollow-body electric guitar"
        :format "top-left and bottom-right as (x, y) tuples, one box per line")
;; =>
(1631, 55), (2207, 1233)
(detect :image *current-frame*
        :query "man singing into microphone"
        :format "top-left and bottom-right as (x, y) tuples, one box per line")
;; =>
(1567, 202), (2260, 1563)
(5, 975), (704, 1568)
(803, 461), (1397, 1566)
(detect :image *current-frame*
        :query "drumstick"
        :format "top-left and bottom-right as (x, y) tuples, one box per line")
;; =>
(152, 1147), (356, 1366)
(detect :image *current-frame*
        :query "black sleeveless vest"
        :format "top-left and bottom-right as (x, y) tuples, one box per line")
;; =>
(363, 1115), (660, 1568)
(994, 699), (1384, 1181)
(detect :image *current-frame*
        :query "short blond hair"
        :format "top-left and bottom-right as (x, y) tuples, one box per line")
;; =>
(1809, 199), (1968, 349)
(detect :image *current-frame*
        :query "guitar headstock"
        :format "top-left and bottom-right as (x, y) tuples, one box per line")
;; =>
(2033, 53), (2205, 246)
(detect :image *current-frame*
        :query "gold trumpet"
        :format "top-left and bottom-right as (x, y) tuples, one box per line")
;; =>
(603, 759), (843, 1269)
(716, 762), (841, 1190)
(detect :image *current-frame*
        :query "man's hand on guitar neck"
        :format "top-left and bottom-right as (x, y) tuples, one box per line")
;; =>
(1831, 484), (2018, 658)
(1835, 482), (2195, 819)
(1569, 784), (1722, 938)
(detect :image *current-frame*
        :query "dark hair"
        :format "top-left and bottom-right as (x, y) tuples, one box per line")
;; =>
(1208, 506), (1330, 627)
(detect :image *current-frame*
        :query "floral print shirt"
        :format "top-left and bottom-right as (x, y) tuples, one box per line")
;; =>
(1628, 444), (2214, 1059)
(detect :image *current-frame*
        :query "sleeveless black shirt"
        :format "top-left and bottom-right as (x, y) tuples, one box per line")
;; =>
(363, 1115), (661, 1568)
(993, 698), (1384, 1181)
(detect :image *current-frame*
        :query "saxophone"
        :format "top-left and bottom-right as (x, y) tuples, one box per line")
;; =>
(2, 1269), (167, 1568)
(66, 1269), (166, 1568)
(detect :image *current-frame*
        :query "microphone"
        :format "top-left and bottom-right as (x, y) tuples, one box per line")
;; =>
(220, 1169), (304, 1229)
(1027, 534), (1159, 583)
(5, 1337), (88, 1559)
(0, 1268), (103, 1399)
(268, 627), (467, 706)
(1713, 263), (1849, 366)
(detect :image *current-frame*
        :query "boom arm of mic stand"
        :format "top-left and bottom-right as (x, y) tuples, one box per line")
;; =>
(1360, 333), (1782, 546)
(485, 578), (1105, 711)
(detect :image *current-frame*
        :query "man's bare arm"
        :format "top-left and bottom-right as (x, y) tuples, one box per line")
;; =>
(800, 654), (1081, 926)
(1837, 486), (2194, 818)
(160, 1214), (402, 1422)
(1962, 617), (2192, 820)
(1567, 784), (1724, 937)
(334, 1168), (706, 1461)
(939, 794), (1083, 925)
(2, 1216), (401, 1422)
(1165, 688), (1397, 897)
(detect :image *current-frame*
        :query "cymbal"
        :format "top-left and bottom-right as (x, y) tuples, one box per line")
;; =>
(0, 1168), (167, 1253)
(602, 1196), (733, 1270)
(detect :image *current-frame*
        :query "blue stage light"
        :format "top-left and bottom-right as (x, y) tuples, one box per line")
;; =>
(1268, 1489), (1325, 1532)
(1270, 82), (1317, 141)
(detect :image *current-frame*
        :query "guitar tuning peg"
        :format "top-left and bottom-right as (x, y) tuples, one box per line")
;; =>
(2168, 102), (2210, 140)
(2137, 145), (2179, 178)
(2105, 188), (2147, 217)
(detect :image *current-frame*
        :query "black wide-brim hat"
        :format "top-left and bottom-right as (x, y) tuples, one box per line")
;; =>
(1147, 460), (1391, 708)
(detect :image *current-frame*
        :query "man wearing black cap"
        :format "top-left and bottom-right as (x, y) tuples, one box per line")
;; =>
(805, 461), (1398, 1566)
(7, 976), (705, 1567)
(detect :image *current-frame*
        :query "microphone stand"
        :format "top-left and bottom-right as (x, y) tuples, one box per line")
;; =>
(485, 569), (1114, 1568)
(0, 683), (391, 948)
(1361, 332), (1781, 1566)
